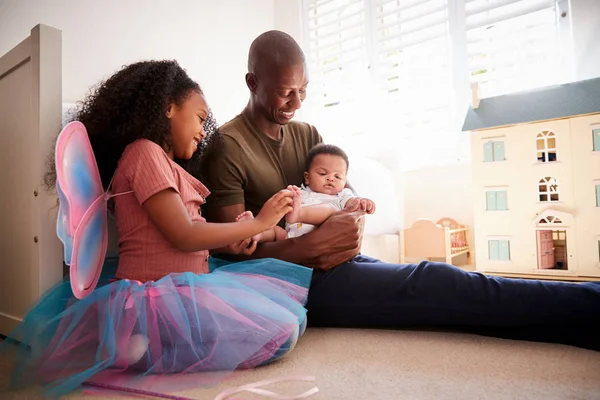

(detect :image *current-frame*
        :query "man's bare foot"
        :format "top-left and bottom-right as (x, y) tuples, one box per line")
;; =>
(285, 186), (303, 224)
(236, 211), (262, 242)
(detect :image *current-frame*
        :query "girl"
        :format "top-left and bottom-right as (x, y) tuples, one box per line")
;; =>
(2, 60), (312, 398)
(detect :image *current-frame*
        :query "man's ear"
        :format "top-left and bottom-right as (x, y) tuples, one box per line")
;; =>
(303, 171), (309, 185)
(245, 72), (258, 94)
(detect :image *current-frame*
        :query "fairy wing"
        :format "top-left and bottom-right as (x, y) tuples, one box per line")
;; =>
(55, 121), (108, 299)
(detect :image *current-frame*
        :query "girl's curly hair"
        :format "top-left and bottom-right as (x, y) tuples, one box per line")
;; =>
(44, 60), (220, 191)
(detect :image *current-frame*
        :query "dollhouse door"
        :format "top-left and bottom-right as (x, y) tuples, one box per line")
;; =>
(537, 230), (554, 269)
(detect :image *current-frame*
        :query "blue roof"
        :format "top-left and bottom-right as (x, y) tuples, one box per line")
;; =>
(462, 76), (600, 131)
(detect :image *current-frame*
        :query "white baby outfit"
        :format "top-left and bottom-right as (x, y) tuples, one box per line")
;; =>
(285, 185), (355, 238)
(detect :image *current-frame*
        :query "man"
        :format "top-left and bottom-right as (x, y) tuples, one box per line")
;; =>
(202, 30), (600, 351)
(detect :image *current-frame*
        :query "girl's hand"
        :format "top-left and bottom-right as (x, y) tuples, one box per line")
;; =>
(256, 189), (294, 229)
(224, 238), (258, 255)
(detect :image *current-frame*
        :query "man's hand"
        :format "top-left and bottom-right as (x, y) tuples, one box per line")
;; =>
(303, 207), (366, 271)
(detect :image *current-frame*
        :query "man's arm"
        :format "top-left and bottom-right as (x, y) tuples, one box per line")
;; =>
(204, 203), (365, 270)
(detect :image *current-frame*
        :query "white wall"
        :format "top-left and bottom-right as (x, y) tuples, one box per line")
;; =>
(0, 0), (275, 124)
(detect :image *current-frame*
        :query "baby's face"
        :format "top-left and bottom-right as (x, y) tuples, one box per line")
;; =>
(304, 154), (347, 195)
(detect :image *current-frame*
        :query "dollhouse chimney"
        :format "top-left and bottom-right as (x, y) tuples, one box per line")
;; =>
(471, 82), (480, 109)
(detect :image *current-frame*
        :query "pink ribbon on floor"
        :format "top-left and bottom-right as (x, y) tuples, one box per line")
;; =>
(83, 375), (319, 400)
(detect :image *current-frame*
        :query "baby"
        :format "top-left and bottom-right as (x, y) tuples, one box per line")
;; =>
(236, 144), (375, 242)
(285, 143), (375, 238)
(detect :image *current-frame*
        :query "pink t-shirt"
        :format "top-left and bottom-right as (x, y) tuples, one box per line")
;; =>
(112, 139), (211, 282)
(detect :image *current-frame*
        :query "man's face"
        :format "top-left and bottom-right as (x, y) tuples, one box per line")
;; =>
(252, 62), (308, 125)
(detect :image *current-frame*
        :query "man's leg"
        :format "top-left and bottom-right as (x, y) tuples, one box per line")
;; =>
(306, 255), (600, 350)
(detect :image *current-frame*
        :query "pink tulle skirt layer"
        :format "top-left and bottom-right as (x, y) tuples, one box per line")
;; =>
(2, 258), (312, 398)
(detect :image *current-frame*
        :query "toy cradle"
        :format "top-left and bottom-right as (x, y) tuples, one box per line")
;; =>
(400, 218), (472, 266)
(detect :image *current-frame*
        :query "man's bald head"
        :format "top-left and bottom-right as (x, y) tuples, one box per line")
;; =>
(248, 30), (306, 76)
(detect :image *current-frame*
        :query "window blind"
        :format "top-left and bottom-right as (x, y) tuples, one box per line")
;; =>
(466, 0), (564, 98)
(372, 0), (452, 139)
(306, 0), (368, 109)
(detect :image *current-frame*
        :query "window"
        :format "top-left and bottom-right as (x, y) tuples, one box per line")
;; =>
(302, 0), (571, 170)
(538, 215), (562, 224)
(466, 0), (569, 99)
(538, 177), (559, 202)
(593, 128), (600, 151)
(536, 130), (556, 162)
(595, 184), (600, 207)
(488, 239), (510, 261)
(486, 190), (507, 210)
(483, 140), (505, 162)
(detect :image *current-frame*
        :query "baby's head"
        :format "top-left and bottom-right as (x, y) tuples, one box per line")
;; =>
(304, 144), (349, 195)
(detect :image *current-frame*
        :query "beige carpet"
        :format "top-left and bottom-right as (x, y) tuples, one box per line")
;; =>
(2, 328), (600, 400)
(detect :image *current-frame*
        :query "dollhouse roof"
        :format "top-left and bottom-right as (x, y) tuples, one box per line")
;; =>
(462, 76), (600, 132)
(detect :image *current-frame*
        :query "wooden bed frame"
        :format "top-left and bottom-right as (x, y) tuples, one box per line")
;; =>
(0, 24), (63, 336)
(400, 218), (472, 266)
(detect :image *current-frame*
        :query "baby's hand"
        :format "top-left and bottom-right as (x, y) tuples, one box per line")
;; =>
(344, 197), (362, 212)
(344, 197), (376, 214)
(361, 198), (376, 214)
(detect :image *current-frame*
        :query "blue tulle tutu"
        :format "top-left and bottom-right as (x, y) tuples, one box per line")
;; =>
(1, 256), (312, 398)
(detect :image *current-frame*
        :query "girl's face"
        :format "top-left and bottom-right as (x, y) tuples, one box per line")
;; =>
(167, 91), (209, 160)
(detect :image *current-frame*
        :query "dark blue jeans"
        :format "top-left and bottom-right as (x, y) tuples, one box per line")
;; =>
(306, 255), (600, 350)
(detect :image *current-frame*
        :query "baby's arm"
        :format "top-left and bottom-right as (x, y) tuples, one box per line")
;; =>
(285, 187), (337, 226)
(286, 203), (338, 225)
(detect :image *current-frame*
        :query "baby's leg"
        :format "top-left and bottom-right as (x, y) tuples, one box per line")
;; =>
(273, 226), (288, 241)
(285, 187), (303, 224)
(236, 211), (262, 242)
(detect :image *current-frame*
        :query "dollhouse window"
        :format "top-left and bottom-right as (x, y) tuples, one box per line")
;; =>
(483, 141), (505, 162)
(538, 177), (559, 202)
(536, 131), (557, 162)
(488, 239), (510, 261)
(486, 190), (507, 210)
(593, 128), (600, 151)
(595, 184), (600, 207)
(538, 215), (563, 224)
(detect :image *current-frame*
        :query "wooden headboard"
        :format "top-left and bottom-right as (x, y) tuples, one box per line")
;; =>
(0, 24), (63, 336)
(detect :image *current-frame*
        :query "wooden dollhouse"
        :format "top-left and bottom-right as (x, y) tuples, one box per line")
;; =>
(462, 77), (600, 278)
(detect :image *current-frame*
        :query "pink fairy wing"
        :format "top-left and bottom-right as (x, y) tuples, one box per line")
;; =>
(56, 181), (73, 263)
(70, 196), (108, 299)
(55, 121), (108, 299)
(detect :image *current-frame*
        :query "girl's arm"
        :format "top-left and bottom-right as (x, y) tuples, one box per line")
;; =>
(143, 188), (292, 252)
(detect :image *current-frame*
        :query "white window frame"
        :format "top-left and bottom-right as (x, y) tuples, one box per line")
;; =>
(301, 0), (573, 170)
(538, 176), (560, 203)
(535, 130), (558, 163)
